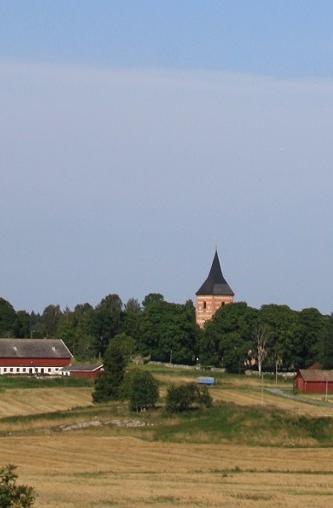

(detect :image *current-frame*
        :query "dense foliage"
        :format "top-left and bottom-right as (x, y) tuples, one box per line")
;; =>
(92, 341), (127, 402)
(127, 370), (159, 411)
(165, 383), (212, 412)
(93, 347), (159, 410)
(0, 293), (332, 373)
(0, 464), (35, 508)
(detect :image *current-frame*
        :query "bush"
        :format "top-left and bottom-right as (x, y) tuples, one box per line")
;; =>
(0, 464), (35, 507)
(120, 369), (137, 399)
(197, 385), (213, 408)
(165, 383), (213, 413)
(127, 370), (159, 412)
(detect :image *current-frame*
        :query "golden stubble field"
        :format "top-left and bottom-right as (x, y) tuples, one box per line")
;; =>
(1, 371), (333, 507)
(2, 433), (333, 508)
(0, 387), (92, 418)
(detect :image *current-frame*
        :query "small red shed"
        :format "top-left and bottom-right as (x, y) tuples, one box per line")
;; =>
(61, 364), (103, 379)
(294, 369), (333, 394)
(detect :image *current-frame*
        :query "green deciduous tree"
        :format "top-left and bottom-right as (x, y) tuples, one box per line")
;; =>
(92, 294), (124, 357)
(110, 333), (136, 363)
(140, 295), (198, 364)
(260, 305), (302, 370)
(318, 316), (333, 369)
(142, 293), (164, 308)
(128, 370), (159, 411)
(123, 298), (142, 341)
(299, 308), (328, 367)
(0, 298), (17, 337)
(165, 383), (212, 412)
(14, 311), (31, 338)
(0, 464), (35, 508)
(201, 302), (257, 371)
(28, 312), (44, 339)
(57, 304), (95, 360)
(221, 332), (252, 373)
(40, 304), (62, 338)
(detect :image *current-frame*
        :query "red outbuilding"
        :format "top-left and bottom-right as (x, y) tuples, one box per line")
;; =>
(294, 369), (333, 394)
(0, 338), (72, 375)
(60, 364), (103, 379)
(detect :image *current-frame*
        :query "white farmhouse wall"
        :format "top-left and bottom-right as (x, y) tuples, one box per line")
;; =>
(0, 366), (63, 375)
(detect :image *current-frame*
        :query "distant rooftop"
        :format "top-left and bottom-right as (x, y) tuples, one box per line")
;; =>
(196, 250), (234, 297)
(298, 369), (333, 382)
(0, 339), (72, 359)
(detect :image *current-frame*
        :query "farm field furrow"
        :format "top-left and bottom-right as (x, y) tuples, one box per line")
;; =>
(0, 387), (92, 418)
(1, 435), (333, 507)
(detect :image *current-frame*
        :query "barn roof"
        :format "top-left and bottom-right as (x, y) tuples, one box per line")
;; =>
(0, 339), (72, 359)
(307, 362), (321, 370)
(298, 369), (333, 382)
(61, 364), (103, 372)
(196, 250), (234, 296)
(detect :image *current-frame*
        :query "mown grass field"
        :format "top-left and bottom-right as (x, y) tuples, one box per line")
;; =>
(0, 387), (92, 419)
(1, 367), (333, 507)
(3, 435), (333, 508)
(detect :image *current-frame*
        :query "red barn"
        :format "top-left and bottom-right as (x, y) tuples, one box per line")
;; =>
(294, 369), (333, 394)
(0, 338), (72, 376)
(60, 364), (103, 379)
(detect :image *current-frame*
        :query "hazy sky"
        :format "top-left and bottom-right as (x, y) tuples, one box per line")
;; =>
(0, 2), (333, 313)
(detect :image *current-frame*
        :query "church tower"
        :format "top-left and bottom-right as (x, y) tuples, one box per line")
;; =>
(195, 250), (234, 327)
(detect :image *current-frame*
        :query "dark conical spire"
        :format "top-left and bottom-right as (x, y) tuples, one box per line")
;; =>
(196, 251), (234, 296)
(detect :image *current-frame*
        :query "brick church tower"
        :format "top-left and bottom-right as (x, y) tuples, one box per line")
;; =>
(195, 250), (234, 327)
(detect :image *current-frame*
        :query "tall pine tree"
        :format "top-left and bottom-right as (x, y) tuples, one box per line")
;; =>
(92, 341), (127, 402)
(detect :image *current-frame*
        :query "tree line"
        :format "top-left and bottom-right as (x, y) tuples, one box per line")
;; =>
(0, 295), (332, 372)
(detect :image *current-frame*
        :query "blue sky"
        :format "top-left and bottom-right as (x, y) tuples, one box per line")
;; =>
(0, 2), (333, 313)
(1, 1), (333, 77)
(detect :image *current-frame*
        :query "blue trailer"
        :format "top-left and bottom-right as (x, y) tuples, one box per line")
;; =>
(196, 376), (215, 385)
